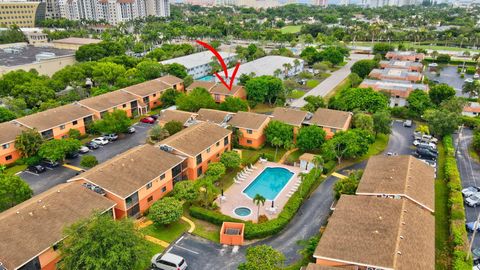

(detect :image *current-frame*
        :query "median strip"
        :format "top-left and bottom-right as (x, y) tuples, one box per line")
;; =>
(332, 172), (347, 179)
(63, 164), (83, 172)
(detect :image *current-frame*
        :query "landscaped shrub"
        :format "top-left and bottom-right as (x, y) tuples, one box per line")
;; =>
(188, 169), (324, 239)
(322, 160), (336, 174)
(443, 135), (472, 269)
(80, 155), (98, 168)
(466, 66), (476, 75)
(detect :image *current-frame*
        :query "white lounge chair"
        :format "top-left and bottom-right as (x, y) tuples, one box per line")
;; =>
(251, 164), (258, 169)
(245, 167), (253, 173)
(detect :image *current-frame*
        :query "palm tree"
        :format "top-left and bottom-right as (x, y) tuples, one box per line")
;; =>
(282, 63), (292, 78)
(273, 68), (282, 78)
(271, 137), (283, 161)
(253, 194), (266, 222)
(312, 155), (324, 177)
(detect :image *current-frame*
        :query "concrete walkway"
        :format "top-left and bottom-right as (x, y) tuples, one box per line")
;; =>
(290, 54), (373, 108)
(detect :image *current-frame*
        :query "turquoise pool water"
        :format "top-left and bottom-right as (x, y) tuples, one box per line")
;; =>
(234, 207), (252, 217)
(198, 75), (214, 82)
(243, 167), (294, 201)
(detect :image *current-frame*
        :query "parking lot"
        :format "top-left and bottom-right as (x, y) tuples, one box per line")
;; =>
(424, 65), (471, 97)
(454, 128), (480, 250)
(20, 122), (154, 194)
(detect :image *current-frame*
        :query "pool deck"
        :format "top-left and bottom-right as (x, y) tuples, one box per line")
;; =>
(217, 161), (303, 222)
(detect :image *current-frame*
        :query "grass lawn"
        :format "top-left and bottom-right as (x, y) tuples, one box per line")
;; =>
(336, 133), (390, 170)
(140, 219), (189, 243)
(306, 80), (320, 88)
(189, 215), (221, 243)
(281, 25), (303, 34)
(285, 149), (305, 164)
(136, 240), (165, 270)
(325, 77), (350, 101)
(4, 164), (27, 175)
(287, 89), (305, 99)
(250, 103), (277, 114)
(469, 146), (480, 163)
(352, 41), (480, 53)
(217, 167), (241, 190)
(241, 146), (287, 164)
(434, 143), (451, 270)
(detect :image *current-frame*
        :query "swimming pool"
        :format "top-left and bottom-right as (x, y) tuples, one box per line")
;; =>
(197, 75), (215, 82)
(243, 167), (294, 201)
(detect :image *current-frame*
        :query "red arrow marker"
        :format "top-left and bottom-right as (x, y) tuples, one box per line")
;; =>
(196, 40), (240, 91)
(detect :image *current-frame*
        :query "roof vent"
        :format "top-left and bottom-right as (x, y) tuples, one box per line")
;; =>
(29, 212), (34, 216)
(42, 205), (47, 209)
(400, 236), (404, 239)
(57, 190), (61, 193)
(378, 216), (383, 220)
(374, 230), (379, 234)
(397, 251), (402, 255)
(37, 199), (42, 203)
(16, 211), (20, 214)
(402, 222), (406, 225)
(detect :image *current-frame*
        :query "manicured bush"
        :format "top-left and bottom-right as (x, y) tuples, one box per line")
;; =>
(466, 66), (476, 75)
(80, 155), (98, 168)
(322, 160), (336, 174)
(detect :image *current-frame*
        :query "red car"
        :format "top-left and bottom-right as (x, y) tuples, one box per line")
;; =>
(140, 117), (155, 124)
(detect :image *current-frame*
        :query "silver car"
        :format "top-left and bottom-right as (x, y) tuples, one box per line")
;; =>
(151, 253), (187, 270)
(465, 193), (480, 207)
(462, 186), (480, 197)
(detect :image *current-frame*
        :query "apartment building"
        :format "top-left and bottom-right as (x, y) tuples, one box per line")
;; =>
(69, 144), (184, 218)
(14, 103), (94, 140)
(51, 37), (102, 50)
(271, 107), (309, 139)
(161, 51), (237, 79)
(186, 81), (247, 102)
(0, 122), (26, 165)
(0, 182), (116, 270)
(228, 111), (271, 149)
(122, 76), (182, 111)
(0, 1), (45, 27)
(60, 0), (170, 25)
(385, 51), (425, 62)
(369, 68), (423, 82)
(78, 90), (142, 119)
(196, 108), (234, 126)
(379, 60), (423, 72)
(359, 79), (429, 107)
(305, 108), (352, 139)
(157, 75), (185, 92)
(158, 109), (197, 127)
(462, 101), (480, 117)
(159, 122), (232, 179)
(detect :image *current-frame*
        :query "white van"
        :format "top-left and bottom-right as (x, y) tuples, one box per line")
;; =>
(151, 253), (187, 270)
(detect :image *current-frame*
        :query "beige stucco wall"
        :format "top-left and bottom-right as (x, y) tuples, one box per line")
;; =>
(0, 55), (76, 76)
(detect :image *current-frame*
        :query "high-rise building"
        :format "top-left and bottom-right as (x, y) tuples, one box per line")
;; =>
(0, 1), (45, 27)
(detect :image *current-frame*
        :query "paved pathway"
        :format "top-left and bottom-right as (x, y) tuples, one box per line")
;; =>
(290, 54), (373, 108)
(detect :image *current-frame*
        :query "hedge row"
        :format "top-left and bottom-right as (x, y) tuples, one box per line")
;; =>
(443, 135), (472, 270)
(189, 169), (323, 239)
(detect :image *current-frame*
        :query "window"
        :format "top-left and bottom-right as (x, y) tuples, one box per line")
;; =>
(196, 154), (202, 165)
(216, 153), (220, 157)
(224, 136), (229, 146)
(160, 174), (165, 180)
(216, 141), (220, 147)
(197, 166), (203, 177)
(153, 93), (157, 97)
(72, 120), (78, 125)
(5, 155), (12, 161)
(122, 104), (127, 108)
(146, 182), (152, 189)
(161, 186), (167, 193)
(60, 124), (65, 130)
(207, 160), (211, 164)
(2, 143), (9, 149)
(247, 140), (252, 144)
(147, 196), (153, 202)
(247, 129), (253, 134)
(206, 147), (210, 153)
(331, 128), (337, 133)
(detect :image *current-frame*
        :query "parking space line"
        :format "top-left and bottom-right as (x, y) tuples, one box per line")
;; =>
(173, 245), (199, 254)
(24, 171), (39, 176)
(63, 164), (83, 172)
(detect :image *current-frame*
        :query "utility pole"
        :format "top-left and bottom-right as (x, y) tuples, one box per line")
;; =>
(455, 125), (464, 158)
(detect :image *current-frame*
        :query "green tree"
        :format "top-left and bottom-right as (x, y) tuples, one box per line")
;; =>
(67, 129), (81, 140)
(220, 151), (241, 169)
(271, 137), (283, 161)
(12, 81), (56, 108)
(0, 107), (16, 123)
(429, 84), (456, 105)
(39, 138), (81, 162)
(353, 113), (374, 132)
(149, 125), (169, 142)
(173, 180), (199, 202)
(80, 155), (99, 168)
(238, 245), (285, 270)
(322, 129), (374, 163)
(175, 87), (217, 112)
(436, 54), (451, 63)
(372, 43), (395, 58)
(296, 125), (326, 151)
(160, 88), (181, 107)
(205, 162), (226, 179)
(93, 110), (132, 134)
(253, 194), (266, 222)
(333, 170), (363, 200)
(149, 197), (184, 226)
(320, 46), (344, 66)
(329, 87), (389, 113)
(165, 63), (188, 78)
(462, 80), (480, 98)
(406, 90), (433, 117)
(59, 213), (146, 270)
(372, 110), (392, 136)
(245, 76), (284, 106)
(15, 129), (43, 158)
(302, 95), (325, 112)
(136, 60), (164, 80)
(92, 62), (126, 86)
(164, 120), (183, 135)
(0, 174), (33, 211)
(424, 109), (461, 138)
(219, 97), (249, 112)
(350, 59), (378, 78)
(265, 120), (294, 148)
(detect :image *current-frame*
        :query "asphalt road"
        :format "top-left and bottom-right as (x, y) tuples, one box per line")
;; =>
(165, 122), (414, 270)
(290, 53), (373, 108)
(454, 128), (480, 250)
(21, 122), (153, 194)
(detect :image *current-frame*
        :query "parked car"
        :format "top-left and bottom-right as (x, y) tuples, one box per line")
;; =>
(467, 221), (480, 232)
(85, 141), (99, 150)
(415, 148), (437, 161)
(403, 120), (412, 127)
(413, 140), (420, 146)
(417, 143), (438, 153)
(472, 248), (480, 265)
(413, 131), (422, 140)
(151, 253), (187, 270)
(465, 193), (480, 207)
(149, 114), (159, 120)
(140, 117), (155, 124)
(92, 137), (109, 145)
(41, 159), (60, 168)
(127, 126), (136, 134)
(103, 133), (118, 141)
(27, 164), (46, 174)
(462, 186), (480, 197)
(66, 151), (79, 159)
(79, 146), (90, 154)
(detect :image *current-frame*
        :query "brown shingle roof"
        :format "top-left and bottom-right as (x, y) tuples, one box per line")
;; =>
(313, 195), (434, 270)
(160, 122), (231, 157)
(228, 111), (270, 130)
(158, 75), (183, 86)
(72, 144), (183, 198)
(209, 84), (244, 96)
(305, 263), (340, 270)
(122, 79), (170, 97)
(0, 183), (115, 270)
(186, 81), (216, 92)
(158, 110), (197, 125)
(356, 155), (435, 212)
(272, 107), (308, 127)
(308, 108), (352, 129)
(14, 103), (93, 132)
(78, 90), (138, 112)
(0, 122), (26, 144)
(196, 108), (233, 125)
